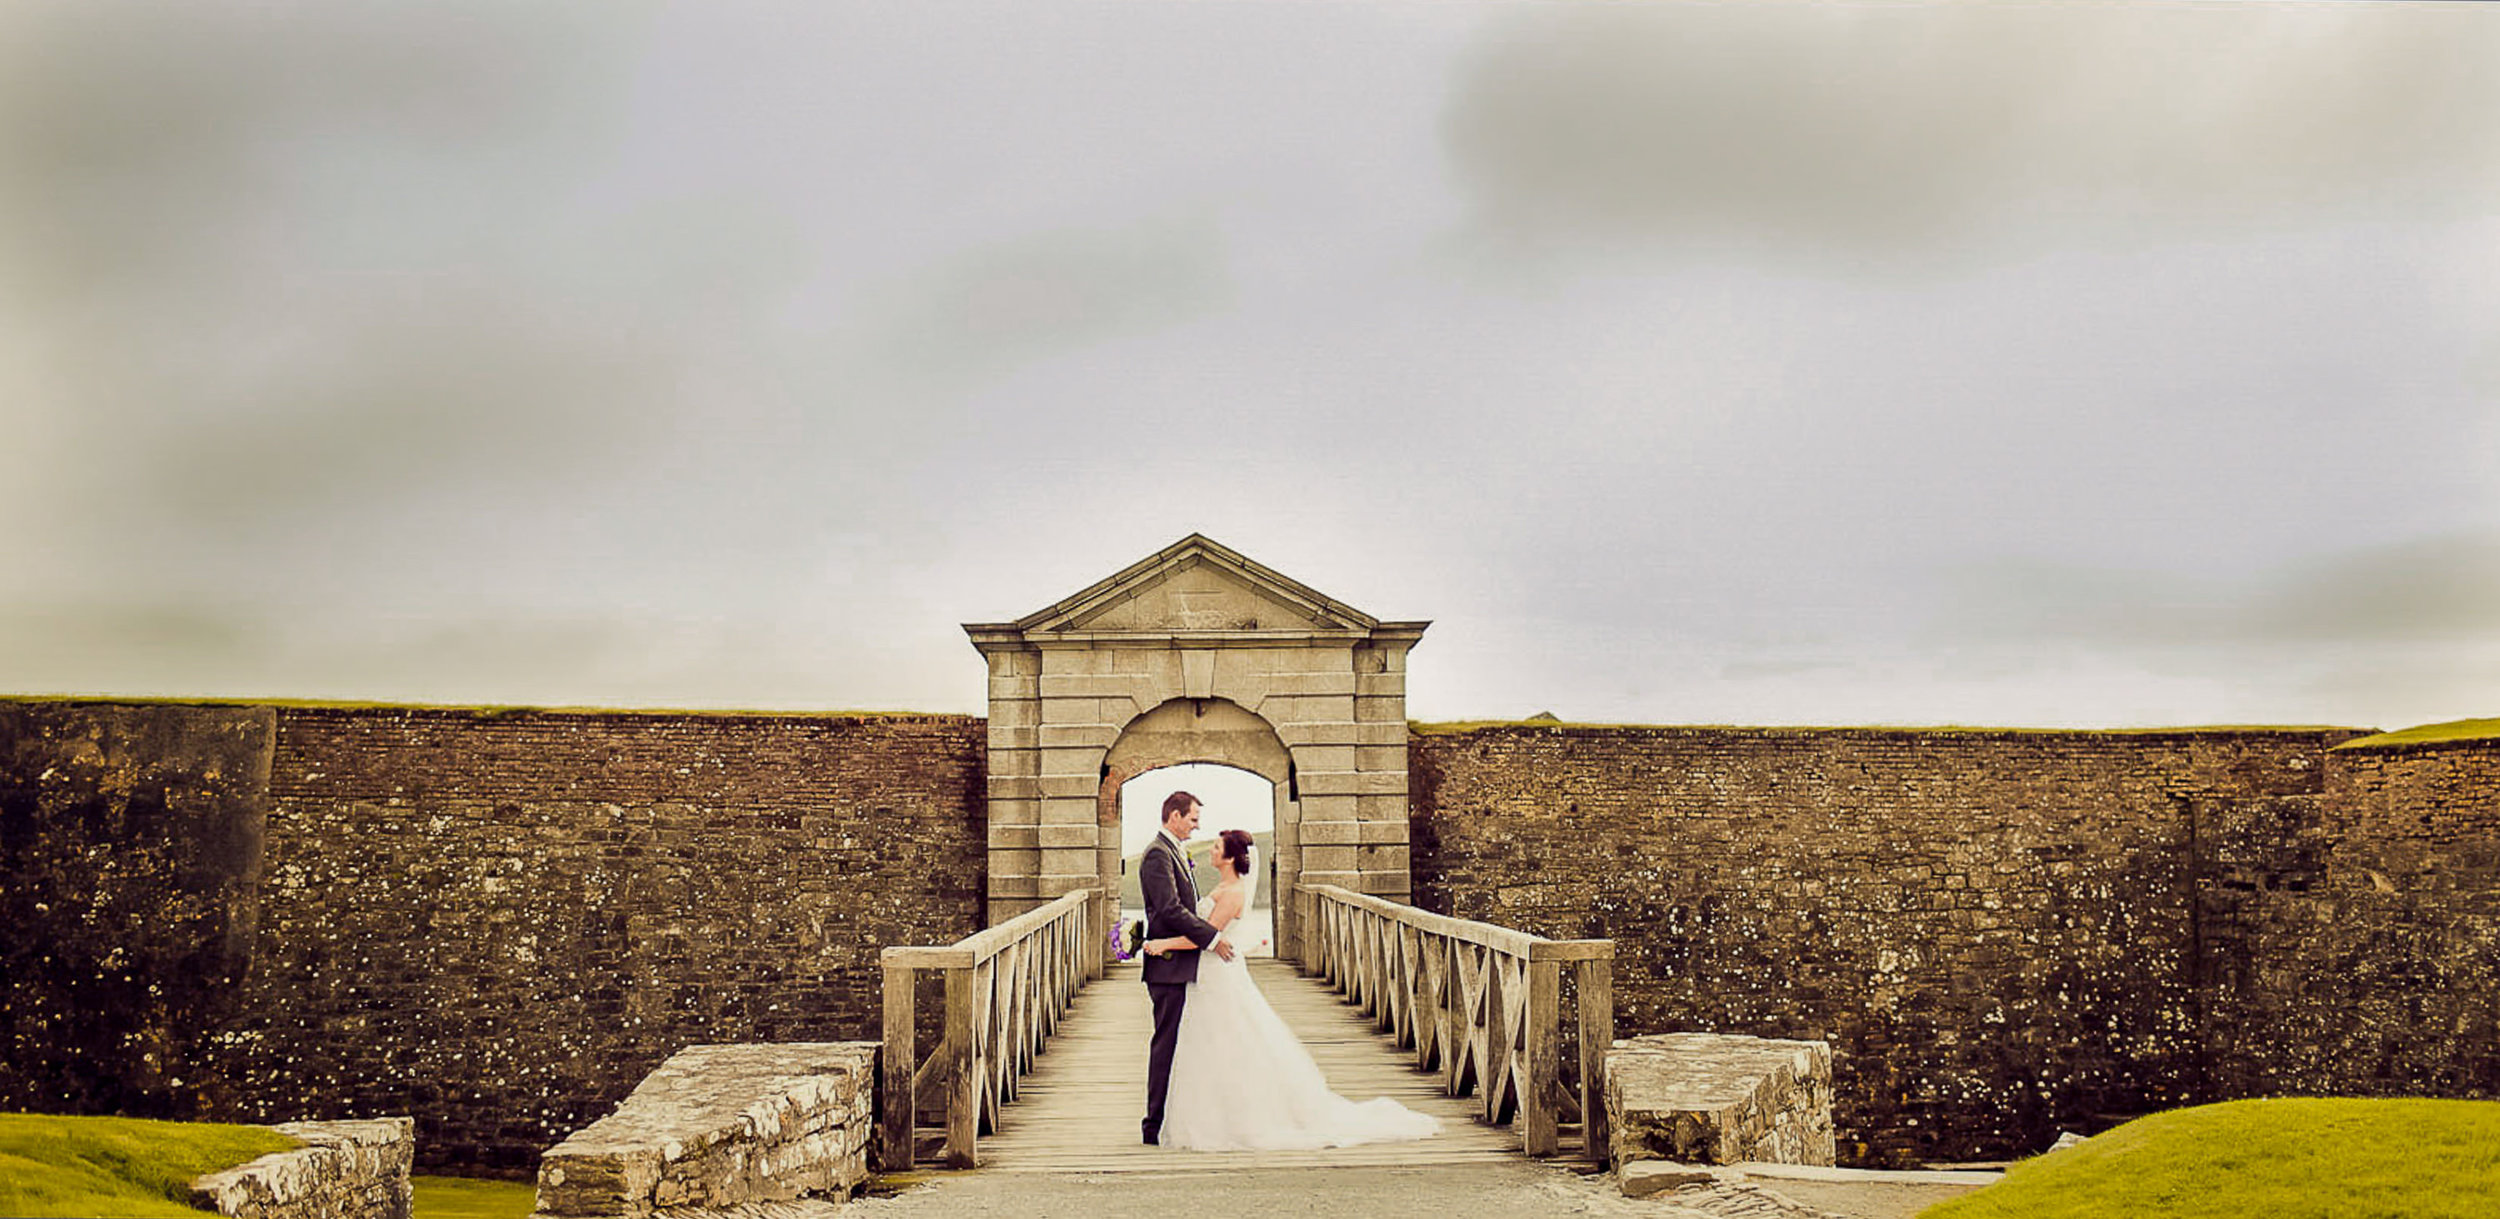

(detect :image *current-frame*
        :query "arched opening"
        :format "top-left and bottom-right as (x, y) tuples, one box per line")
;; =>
(1096, 696), (1297, 959)
(1115, 762), (1278, 957)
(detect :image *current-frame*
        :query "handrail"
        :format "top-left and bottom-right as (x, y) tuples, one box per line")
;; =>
(879, 889), (1099, 1169)
(1294, 883), (1614, 1162)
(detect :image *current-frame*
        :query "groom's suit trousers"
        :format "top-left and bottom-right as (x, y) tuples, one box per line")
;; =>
(1144, 981), (1188, 1143)
(1138, 836), (1220, 1144)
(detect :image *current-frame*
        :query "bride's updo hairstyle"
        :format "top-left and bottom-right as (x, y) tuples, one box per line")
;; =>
(1219, 829), (1254, 874)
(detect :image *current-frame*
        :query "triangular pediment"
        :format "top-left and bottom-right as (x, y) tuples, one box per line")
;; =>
(1004, 534), (1378, 637)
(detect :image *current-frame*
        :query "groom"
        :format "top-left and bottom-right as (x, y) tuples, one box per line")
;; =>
(1138, 790), (1235, 1145)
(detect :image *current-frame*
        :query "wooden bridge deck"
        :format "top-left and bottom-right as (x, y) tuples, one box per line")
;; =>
(968, 959), (1529, 1173)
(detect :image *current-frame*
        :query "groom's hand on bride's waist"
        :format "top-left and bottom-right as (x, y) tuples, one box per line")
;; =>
(1211, 939), (1237, 961)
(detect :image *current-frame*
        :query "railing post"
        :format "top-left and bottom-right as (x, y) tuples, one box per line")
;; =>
(1577, 954), (1614, 1166)
(942, 962), (978, 1168)
(1088, 890), (1109, 981)
(878, 955), (916, 1171)
(1524, 955), (1560, 1157)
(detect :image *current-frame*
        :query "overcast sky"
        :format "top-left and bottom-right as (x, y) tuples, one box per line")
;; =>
(4, 1), (2495, 732)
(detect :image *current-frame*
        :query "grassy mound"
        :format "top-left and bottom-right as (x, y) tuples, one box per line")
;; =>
(2334, 717), (2500, 750)
(0, 1113), (299, 1218)
(1923, 1098), (2500, 1219)
(413, 1175), (537, 1219)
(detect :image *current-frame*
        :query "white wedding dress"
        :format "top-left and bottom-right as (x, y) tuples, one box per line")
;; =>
(1157, 871), (1441, 1151)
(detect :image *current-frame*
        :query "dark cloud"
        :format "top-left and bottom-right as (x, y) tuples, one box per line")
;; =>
(1441, 3), (2500, 264)
(2252, 533), (2500, 644)
(1941, 531), (2500, 648)
(0, 601), (274, 697)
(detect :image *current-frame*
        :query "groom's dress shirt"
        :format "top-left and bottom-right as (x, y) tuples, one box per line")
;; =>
(1156, 829), (1194, 901)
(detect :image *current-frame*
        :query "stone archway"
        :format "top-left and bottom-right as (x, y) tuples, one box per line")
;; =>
(965, 534), (1427, 960)
(1096, 698), (1293, 939)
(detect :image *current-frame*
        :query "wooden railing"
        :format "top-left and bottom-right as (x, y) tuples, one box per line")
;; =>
(878, 889), (1099, 1169)
(1295, 883), (1614, 1162)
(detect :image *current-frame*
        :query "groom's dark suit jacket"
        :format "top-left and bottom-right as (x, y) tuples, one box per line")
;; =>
(1139, 834), (1221, 985)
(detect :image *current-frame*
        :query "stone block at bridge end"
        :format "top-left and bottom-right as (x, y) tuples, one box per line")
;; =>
(1606, 1033), (1834, 1170)
(533, 1042), (877, 1219)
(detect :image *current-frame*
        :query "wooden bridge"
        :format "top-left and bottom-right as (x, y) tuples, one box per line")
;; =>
(879, 885), (1613, 1173)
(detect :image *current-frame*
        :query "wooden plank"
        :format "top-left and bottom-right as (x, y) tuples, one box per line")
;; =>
(1527, 939), (1615, 963)
(955, 889), (1092, 961)
(970, 961), (1525, 1174)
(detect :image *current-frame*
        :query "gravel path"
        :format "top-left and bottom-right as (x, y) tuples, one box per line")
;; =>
(848, 1163), (1985, 1219)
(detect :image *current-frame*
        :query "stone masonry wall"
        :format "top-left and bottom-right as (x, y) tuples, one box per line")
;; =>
(1, 700), (985, 1177)
(0, 701), (274, 1120)
(1407, 724), (2368, 1167)
(2224, 738), (2500, 1100)
(9, 698), (2488, 1177)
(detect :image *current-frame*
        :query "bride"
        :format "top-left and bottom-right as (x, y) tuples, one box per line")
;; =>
(1140, 828), (1441, 1151)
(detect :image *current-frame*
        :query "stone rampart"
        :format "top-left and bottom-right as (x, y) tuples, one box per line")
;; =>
(189, 1117), (414, 1219)
(2222, 735), (2500, 1100)
(533, 1043), (875, 1219)
(0, 700), (273, 1119)
(5, 698), (2492, 1171)
(1, 699), (983, 1175)
(1407, 723), (2368, 1165)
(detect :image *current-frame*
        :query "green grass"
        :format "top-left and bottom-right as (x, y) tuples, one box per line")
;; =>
(413, 1175), (536, 1219)
(1921, 1098), (2500, 1219)
(2334, 717), (2500, 751)
(0, 1113), (299, 1218)
(1409, 719), (2366, 736)
(0, 693), (949, 719)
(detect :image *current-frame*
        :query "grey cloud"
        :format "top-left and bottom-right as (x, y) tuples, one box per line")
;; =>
(0, 601), (273, 696)
(2251, 533), (2500, 644)
(0, 2), (623, 309)
(1440, 3), (2500, 264)
(1940, 532), (2500, 648)
(2293, 645), (2500, 724)
(0, 2), (744, 527)
(857, 216), (1234, 395)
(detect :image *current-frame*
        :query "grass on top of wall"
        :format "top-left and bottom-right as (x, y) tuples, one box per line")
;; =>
(1919, 1097), (2500, 1219)
(413, 1176), (537, 1219)
(0, 1112), (298, 1218)
(0, 693), (948, 720)
(2334, 717), (2500, 751)
(1408, 719), (2367, 737)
